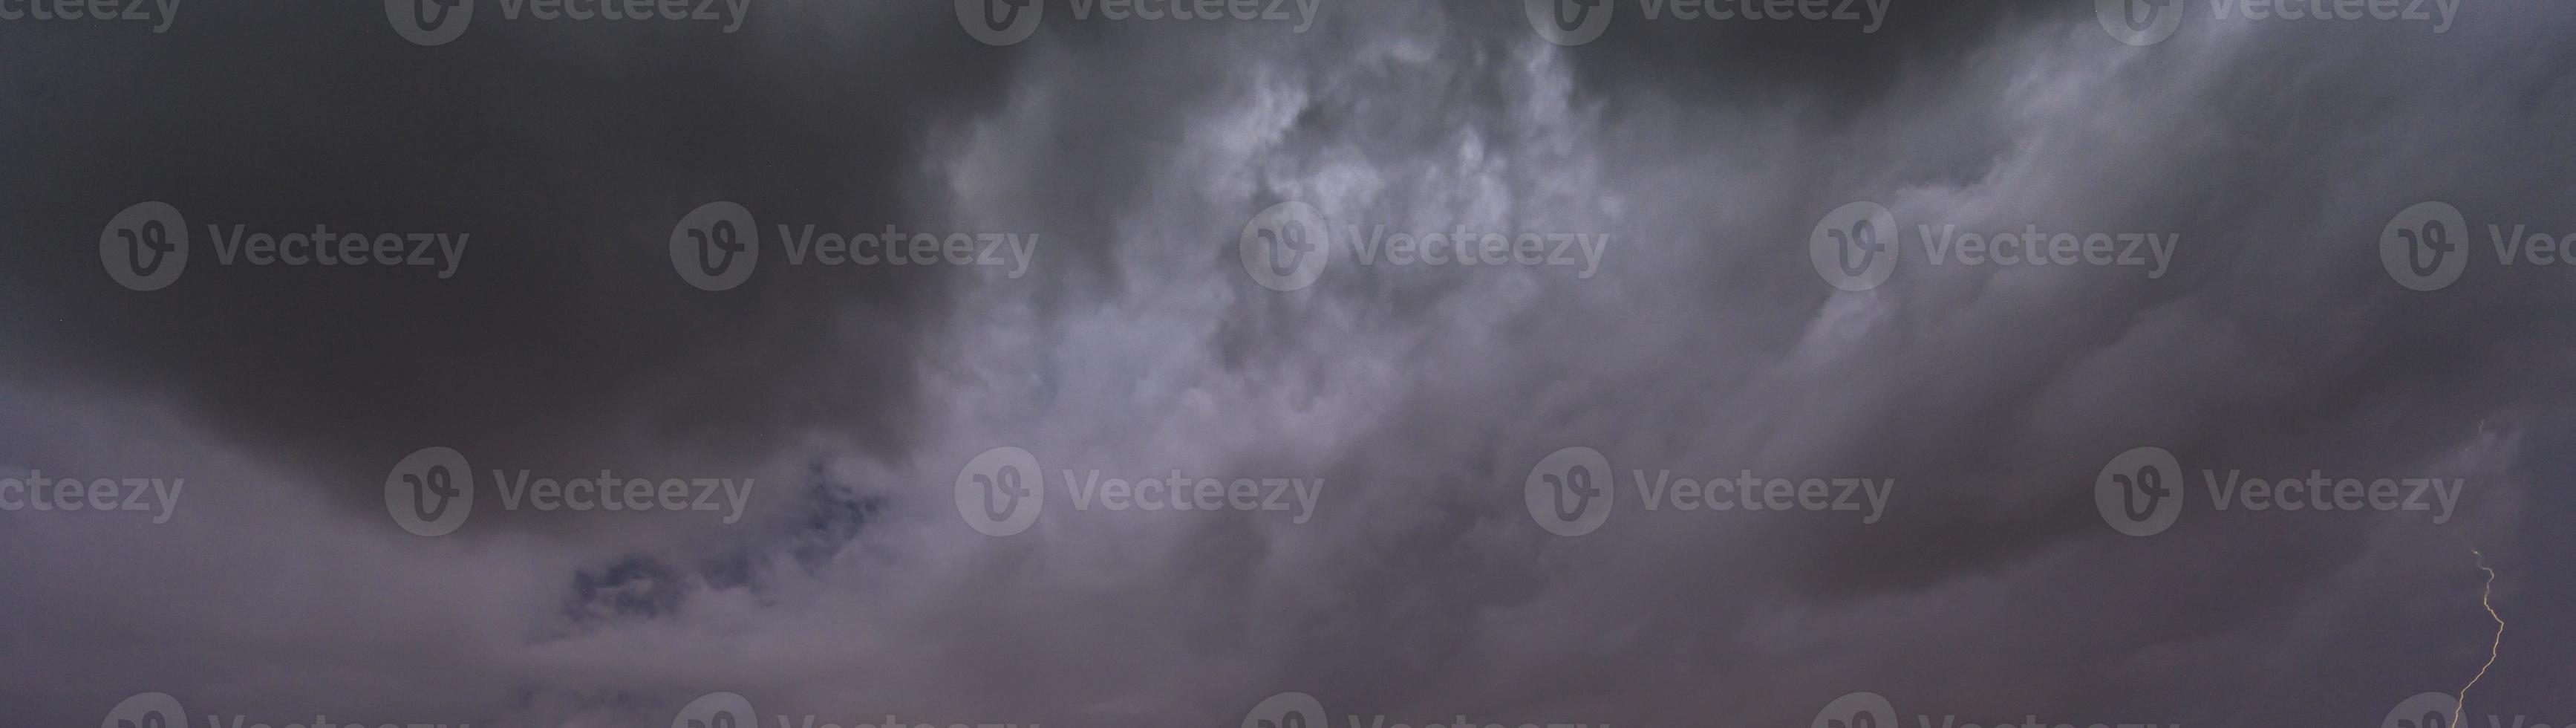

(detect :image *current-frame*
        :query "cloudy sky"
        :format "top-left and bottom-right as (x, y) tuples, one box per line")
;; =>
(3, 1), (2571, 726)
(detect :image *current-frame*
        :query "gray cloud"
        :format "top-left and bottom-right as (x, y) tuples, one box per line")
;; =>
(3, 2), (2572, 728)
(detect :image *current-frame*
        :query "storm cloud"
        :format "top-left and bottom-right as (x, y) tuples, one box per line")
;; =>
(2, 2), (2570, 727)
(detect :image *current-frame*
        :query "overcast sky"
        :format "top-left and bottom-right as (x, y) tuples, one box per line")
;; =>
(3, 1), (2572, 727)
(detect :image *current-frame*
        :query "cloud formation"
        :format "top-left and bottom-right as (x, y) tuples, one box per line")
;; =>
(3, 2), (2571, 727)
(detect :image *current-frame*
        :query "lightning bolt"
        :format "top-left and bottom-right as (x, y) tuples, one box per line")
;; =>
(2455, 547), (2502, 724)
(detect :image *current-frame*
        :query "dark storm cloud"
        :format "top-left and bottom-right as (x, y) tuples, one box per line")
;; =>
(0, 2), (1026, 507)
(2, 2), (2572, 728)
(953, 6), (2576, 727)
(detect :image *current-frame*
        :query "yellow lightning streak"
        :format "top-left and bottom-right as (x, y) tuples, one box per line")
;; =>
(2455, 547), (2502, 724)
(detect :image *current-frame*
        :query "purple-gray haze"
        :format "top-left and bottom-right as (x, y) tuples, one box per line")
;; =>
(1, 1), (2569, 727)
